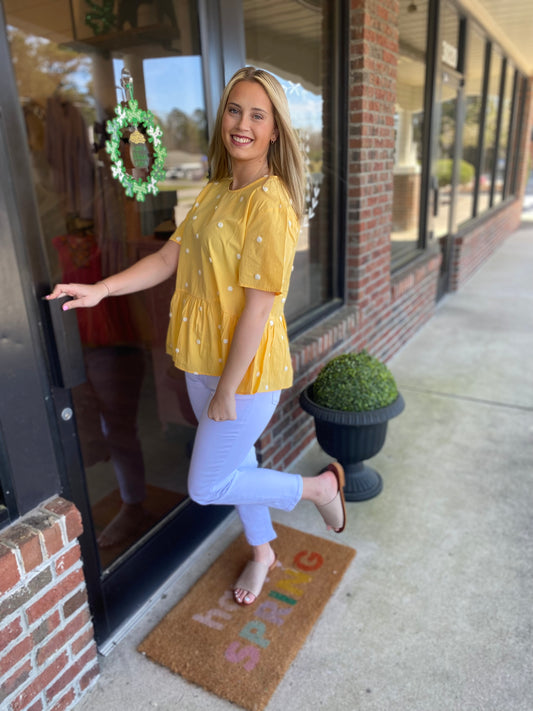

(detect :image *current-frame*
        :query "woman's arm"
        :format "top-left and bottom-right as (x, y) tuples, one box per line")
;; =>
(208, 287), (276, 421)
(47, 239), (180, 311)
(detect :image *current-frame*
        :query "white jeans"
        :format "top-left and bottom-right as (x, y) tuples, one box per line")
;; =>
(185, 373), (303, 545)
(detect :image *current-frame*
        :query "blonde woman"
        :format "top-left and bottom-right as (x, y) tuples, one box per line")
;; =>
(48, 67), (346, 605)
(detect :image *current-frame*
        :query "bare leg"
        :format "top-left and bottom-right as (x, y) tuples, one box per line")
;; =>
(233, 469), (340, 604)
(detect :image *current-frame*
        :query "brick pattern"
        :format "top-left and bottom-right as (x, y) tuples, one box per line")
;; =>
(0, 498), (99, 711)
(256, 2), (531, 473)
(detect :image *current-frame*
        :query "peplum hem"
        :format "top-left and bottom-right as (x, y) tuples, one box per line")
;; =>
(166, 290), (293, 394)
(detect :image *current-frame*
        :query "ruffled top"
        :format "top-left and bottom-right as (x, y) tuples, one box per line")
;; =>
(165, 175), (299, 394)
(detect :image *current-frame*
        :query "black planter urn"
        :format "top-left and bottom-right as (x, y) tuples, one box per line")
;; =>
(300, 386), (405, 501)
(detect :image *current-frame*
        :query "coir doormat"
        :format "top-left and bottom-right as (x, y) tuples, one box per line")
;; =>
(138, 523), (356, 711)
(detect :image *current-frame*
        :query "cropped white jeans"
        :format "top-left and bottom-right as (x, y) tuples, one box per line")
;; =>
(185, 373), (303, 546)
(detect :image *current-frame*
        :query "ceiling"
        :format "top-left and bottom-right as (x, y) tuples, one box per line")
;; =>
(458, 0), (533, 74)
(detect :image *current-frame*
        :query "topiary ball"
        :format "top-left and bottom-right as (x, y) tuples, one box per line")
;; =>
(311, 350), (398, 412)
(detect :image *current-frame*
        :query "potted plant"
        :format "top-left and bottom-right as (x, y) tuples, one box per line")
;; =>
(300, 350), (405, 501)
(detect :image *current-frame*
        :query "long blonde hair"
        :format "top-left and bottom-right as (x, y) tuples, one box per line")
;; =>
(208, 67), (305, 220)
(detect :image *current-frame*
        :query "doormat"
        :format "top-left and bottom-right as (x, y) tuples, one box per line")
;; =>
(138, 523), (356, 711)
(92, 485), (186, 568)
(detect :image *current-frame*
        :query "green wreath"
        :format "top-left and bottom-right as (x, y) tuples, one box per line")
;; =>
(105, 92), (167, 202)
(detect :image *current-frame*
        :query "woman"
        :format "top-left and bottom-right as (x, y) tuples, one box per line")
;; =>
(48, 67), (346, 605)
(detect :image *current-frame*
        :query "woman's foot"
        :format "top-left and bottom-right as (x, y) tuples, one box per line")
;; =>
(302, 462), (346, 533)
(97, 502), (147, 548)
(233, 544), (277, 605)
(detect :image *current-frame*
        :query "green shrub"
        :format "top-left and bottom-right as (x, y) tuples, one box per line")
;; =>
(311, 350), (399, 412)
(435, 159), (475, 187)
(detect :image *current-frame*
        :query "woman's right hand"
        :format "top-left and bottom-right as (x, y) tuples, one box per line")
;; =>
(46, 282), (109, 311)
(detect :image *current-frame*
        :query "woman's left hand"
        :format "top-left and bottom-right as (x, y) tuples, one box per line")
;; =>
(208, 388), (237, 421)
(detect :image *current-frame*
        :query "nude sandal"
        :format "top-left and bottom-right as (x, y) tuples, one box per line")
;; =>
(316, 462), (346, 533)
(233, 553), (278, 606)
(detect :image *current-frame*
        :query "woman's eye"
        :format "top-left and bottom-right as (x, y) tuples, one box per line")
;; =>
(228, 107), (239, 114)
(253, 113), (264, 121)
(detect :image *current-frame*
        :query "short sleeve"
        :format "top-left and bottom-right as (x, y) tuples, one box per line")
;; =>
(238, 185), (297, 294)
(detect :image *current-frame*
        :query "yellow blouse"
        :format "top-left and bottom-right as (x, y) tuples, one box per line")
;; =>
(165, 175), (299, 394)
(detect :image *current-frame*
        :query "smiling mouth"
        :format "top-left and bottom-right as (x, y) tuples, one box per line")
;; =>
(231, 135), (252, 145)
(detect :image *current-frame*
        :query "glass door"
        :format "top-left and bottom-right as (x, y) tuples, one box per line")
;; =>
(431, 69), (463, 298)
(1, 0), (230, 645)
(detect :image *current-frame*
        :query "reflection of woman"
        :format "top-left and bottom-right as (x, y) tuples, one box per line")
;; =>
(48, 67), (346, 606)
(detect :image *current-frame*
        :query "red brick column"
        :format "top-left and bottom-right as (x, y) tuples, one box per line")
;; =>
(346, 0), (399, 326)
(0, 498), (99, 711)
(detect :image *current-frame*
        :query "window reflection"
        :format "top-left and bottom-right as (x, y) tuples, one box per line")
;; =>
(391, 0), (428, 263)
(243, 0), (333, 322)
(478, 47), (502, 213)
(7, 0), (206, 569)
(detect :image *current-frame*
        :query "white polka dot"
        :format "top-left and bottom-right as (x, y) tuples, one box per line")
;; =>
(289, 199), (293, 205)
(223, 339), (228, 344)
(217, 194), (221, 199)
(256, 236), (262, 243)
(218, 324), (222, 329)
(196, 339), (201, 345)
(175, 347), (179, 353)
(282, 297), (286, 303)
(183, 317), (188, 322)
(236, 254), (241, 260)
(199, 306), (202, 311)
(195, 233), (199, 239)
(284, 365), (288, 371)
(265, 384), (269, 389)
(281, 335), (284, 340)
(195, 202), (199, 207)
(194, 371), (198, 375)
(193, 215), (197, 220)
(240, 196), (244, 202)
(209, 257), (213, 263)
(219, 358), (223, 363)
(214, 181), (219, 185)
(215, 205), (218, 210)
(256, 371), (260, 377)
(269, 320), (274, 326)
(262, 186), (268, 192)
(291, 266), (294, 272)
(255, 274), (261, 280)
(185, 282), (189, 287)
(185, 248), (189, 254)
(169, 312), (172, 318)
(176, 236), (182, 242)
(228, 286), (233, 291)
(198, 269), (202, 275)
(218, 222), (223, 228)
(288, 220), (292, 228)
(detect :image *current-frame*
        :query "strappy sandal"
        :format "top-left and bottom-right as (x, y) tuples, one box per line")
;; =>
(316, 462), (346, 533)
(233, 553), (278, 606)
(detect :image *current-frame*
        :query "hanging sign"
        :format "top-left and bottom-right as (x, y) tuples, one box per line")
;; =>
(105, 69), (167, 202)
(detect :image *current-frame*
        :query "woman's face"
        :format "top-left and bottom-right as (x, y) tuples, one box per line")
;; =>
(221, 80), (278, 171)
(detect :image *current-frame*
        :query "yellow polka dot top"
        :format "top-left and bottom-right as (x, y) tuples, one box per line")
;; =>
(165, 175), (300, 394)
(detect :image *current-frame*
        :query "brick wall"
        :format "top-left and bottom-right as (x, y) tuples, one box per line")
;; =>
(0, 498), (99, 711)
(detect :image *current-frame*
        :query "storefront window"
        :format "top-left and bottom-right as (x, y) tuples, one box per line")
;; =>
(391, 0), (429, 264)
(478, 46), (502, 213)
(243, 0), (339, 322)
(6, 1), (207, 570)
(458, 27), (485, 225)
(493, 60), (515, 205)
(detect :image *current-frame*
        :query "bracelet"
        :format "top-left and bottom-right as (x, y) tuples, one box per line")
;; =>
(99, 280), (111, 297)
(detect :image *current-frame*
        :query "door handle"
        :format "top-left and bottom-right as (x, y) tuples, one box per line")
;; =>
(42, 296), (86, 388)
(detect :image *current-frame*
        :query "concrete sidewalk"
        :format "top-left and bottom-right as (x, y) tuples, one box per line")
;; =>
(75, 219), (533, 711)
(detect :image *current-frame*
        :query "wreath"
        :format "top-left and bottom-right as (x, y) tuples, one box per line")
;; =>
(105, 86), (167, 202)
